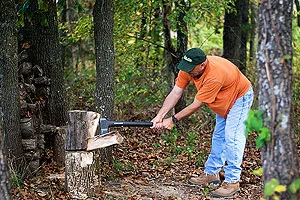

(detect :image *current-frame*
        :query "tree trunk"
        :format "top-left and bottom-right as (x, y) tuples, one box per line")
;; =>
(93, 0), (115, 120)
(249, 1), (257, 62)
(239, 0), (249, 72)
(93, 0), (115, 162)
(24, 0), (68, 126)
(223, 0), (249, 74)
(295, 0), (300, 27)
(0, 0), (24, 164)
(0, 106), (10, 200)
(174, 0), (188, 114)
(162, 0), (188, 115)
(257, 0), (300, 199)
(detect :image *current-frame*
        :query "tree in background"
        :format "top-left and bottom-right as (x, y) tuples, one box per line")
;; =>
(257, 0), (300, 199)
(93, 0), (115, 161)
(0, 0), (24, 167)
(223, 0), (249, 74)
(23, 0), (67, 126)
(162, 0), (189, 114)
(0, 106), (10, 200)
(93, 0), (114, 120)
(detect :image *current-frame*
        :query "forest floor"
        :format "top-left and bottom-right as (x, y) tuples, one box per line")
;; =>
(11, 115), (300, 200)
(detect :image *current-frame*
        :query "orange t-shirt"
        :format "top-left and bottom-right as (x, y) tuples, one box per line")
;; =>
(175, 56), (251, 118)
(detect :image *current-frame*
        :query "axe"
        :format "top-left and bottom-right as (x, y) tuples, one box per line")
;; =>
(99, 118), (153, 136)
(86, 118), (153, 151)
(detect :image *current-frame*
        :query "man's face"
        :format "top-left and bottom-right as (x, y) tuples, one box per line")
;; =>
(188, 60), (207, 78)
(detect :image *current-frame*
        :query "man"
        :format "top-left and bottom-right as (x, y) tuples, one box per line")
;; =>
(151, 48), (253, 198)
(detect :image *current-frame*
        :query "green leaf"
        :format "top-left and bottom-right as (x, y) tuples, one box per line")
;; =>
(259, 127), (271, 141)
(264, 178), (279, 196)
(252, 167), (263, 175)
(274, 185), (286, 193)
(256, 128), (271, 148)
(289, 179), (300, 194)
(41, 14), (48, 26)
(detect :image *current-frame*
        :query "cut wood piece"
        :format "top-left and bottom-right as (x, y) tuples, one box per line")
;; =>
(65, 151), (101, 198)
(66, 110), (100, 151)
(86, 131), (123, 151)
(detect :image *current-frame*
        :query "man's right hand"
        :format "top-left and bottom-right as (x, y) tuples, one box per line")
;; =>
(151, 115), (163, 129)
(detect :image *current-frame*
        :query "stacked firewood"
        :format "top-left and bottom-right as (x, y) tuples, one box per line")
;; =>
(18, 50), (56, 172)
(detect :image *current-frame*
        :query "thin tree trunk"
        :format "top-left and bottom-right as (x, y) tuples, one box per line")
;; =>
(239, 0), (249, 73)
(0, 107), (10, 199)
(295, 0), (300, 27)
(249, 1), (257, 61)
(174, 0), (188, 114)
(0, 0), (24, 165)
(93, 0), (115, 162)
(162, 0), (188, 115)
(257, 0), (300, 199)
(223, 1), (241, 70)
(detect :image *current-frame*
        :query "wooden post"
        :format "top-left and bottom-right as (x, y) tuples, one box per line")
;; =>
(65, 110), (101, 199)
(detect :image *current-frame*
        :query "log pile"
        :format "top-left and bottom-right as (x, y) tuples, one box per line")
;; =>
(18, 50), (56, 172)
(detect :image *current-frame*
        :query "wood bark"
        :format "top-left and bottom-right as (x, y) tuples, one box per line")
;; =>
(66, 110), (100, 151)
(23, 0), (67, 126)
(93, 0), (115, 162)
(93, 0), (115, 120)
(249, 1), (257, 62)
(162, 0), (188, 115)
(0, 0), (24, 164)
(65, 110), (101, 198)
(0, 106), (10, 199)
(223, 0), (249, 74)
(257, 0), (300, 199)
(65, 151), (101, 198)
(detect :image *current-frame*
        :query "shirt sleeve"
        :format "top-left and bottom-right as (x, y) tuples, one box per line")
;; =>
(195, 81), (222, 103)
(175, 71), (191, 89)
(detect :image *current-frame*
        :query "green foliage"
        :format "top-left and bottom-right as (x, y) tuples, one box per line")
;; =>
(264, 178), (286, 197)
(60, 14), (93, 45)
(112, 159), (135, 173)
(162, 127), (181, 144)
(11, 172), (23, 188)
(289, 179), (300, 194)
(244, 110), (271, 148)
(252, 167), (263, 176)
(17, 0), (49, 27)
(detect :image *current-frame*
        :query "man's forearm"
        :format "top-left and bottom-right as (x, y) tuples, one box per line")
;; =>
(174, 98), (203, 121)
(157, 86), (184, 118)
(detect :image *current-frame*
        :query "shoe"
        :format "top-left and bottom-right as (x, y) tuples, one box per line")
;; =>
(211, 181), (240, 198)
(188, 173), (221, 185)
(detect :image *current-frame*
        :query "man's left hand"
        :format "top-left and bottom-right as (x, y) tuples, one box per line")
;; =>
(162, 117), (175, 130)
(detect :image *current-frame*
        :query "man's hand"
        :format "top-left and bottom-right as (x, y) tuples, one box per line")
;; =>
(162, 117), (175, 130)
(151, 115), (164, 129)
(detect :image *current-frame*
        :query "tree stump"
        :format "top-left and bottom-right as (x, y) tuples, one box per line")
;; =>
(65, 110), (101, 199)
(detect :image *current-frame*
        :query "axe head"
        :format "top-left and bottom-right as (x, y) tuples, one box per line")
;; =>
(99, 118), (110, 135)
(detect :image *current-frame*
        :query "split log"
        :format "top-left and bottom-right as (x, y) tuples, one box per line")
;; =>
(34, 76), (51, 85)
(19, 62), (32, 75)
(20, 118), (35, 139)
(66, 110), (100, 151)
(32, 65), (43, 77)
(18, 50), (28, 63)
(40, 124), (56, 134)
(65, 110), (101, 198)
(87, 131), (123, 151)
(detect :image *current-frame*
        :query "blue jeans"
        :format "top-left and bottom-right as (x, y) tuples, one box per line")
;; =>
(204, 86), (254, 183)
